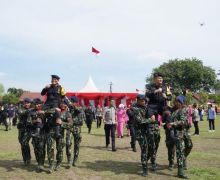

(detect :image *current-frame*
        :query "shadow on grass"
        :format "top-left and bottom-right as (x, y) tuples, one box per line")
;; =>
(0, 159), (37, 172)
(80, 160), (170, 176)
(81, 145), (131, 151)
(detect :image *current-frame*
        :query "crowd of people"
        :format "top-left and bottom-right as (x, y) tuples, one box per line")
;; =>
(0, 73), (218, 179)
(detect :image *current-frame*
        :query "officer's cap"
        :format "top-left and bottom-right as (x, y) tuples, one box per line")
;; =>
(23, 98), (32, 103)
(70, 96), (78, 103)
(33, 98), (42, 105)
(153, 72), (163, 78)
(136, 94), (145, 100)
(51, 75), (60, 80)
(176, 95), (185, 104)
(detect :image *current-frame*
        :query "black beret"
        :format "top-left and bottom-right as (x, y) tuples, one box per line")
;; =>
(70, 96), (79, 103)
(33, 98), (42, 105)
(51, 75), (60, 80)
(23, 98), (32, 103)
(153, 72), (163, 78)
(136, 94), (145, 100)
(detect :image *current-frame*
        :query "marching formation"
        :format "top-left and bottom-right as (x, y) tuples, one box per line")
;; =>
(1, 73), (194, 179)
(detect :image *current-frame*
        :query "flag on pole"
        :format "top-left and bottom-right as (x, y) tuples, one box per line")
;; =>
(92, 47), (100, 54)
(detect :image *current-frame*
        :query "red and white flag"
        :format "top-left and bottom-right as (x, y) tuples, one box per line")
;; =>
(92, 47), (100, 54)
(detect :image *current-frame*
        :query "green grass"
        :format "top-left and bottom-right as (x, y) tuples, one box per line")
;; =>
(0, 116), (220, 179)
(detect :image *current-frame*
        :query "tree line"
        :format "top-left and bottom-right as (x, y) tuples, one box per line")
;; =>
(1, 58), (220, 105)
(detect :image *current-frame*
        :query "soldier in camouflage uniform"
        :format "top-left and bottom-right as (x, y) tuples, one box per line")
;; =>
(30, 98), (46, 172)
(17, 98), (32, 165)
(66, 96), (84, 168)
(167, 95), (189, 179)
(129, 94), (155, 177)
(145, 72), (171, 170)
(46, 99), (71, 173)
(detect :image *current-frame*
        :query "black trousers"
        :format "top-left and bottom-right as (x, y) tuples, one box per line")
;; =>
(129, 126), (136, 148)
(104, 124), (116, 149)
(208, 119), (215, 130)
(96, 116), (102, 128)
(193, 121), (199, 135)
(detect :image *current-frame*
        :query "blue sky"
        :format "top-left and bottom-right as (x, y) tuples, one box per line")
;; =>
(0, 0), (219, 93)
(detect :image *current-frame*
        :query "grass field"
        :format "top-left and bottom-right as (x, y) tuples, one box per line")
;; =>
(0, 116), (220, 180)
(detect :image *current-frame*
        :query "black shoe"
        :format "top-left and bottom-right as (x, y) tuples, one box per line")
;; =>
(178, 167), (188, 179)
(37, 165), (44, 172)
(48, 164), (54, 173)
(142, 166), (148, 177)
(132, 146), (137, 152)
(178, 174), (188, 179)
(24, 160), (31, 166)
(54, 164), (61, 171)
(151, 163), (157, 171)
(112, 148), (117, 152)
(106, 144), (109, 148)
(168, 164), (174, 171)
(72, 160), (76, 167)
(67, 161), (72, 169)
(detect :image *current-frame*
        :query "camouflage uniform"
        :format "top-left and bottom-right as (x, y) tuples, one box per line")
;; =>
(17, 106), (32, 165)
(30, 109), (46, 170)
(170, 107), (190, 178)
(130, 103), (151, 176)
(65, 106), (84, 167)
(181, 107), (193, 169)
(46, 109), (69, 173)
(145, 83), (168, 170)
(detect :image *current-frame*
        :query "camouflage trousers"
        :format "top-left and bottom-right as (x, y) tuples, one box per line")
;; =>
(147, 128), (161, 163)
(46, 130), (65, 166)
(66, 130), (82, 163)
(135, 127), (148, 169)
(32, 134), (46, 166)
(175, 130), (186, 168)
(183, 132), (193, 158)
(18, 129), (31, 163)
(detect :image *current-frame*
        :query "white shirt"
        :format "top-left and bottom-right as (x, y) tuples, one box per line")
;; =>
(103, 106), (117, 124)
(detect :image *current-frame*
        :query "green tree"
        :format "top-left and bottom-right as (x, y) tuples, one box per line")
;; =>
(2, 94), (19, 104)
(7, 87), (24, 97)
(185, 91), (193, 105)
(198, 92), (209, 105)
(0, 83), (5, 96)
(147, 58), (217, 94)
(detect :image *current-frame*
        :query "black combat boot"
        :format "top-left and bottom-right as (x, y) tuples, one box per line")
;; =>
(151, 162), (157, 171)
(67, 157), (72, 169)
(37, 164), (44, 172)
(132, 146), (137, 152)
(72, 156), (78, 166)
(142, 165), (148, 177)
(168, 161), (174, 171)
(31, 127), (41, 138)
(183, 160), (187, 170)
(55, 125), (62, 138)
(54, 163), (61, 171)
(178, 166), (188, 179)
(24, 160), (30, 166)
(48, 164), (55, 174)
